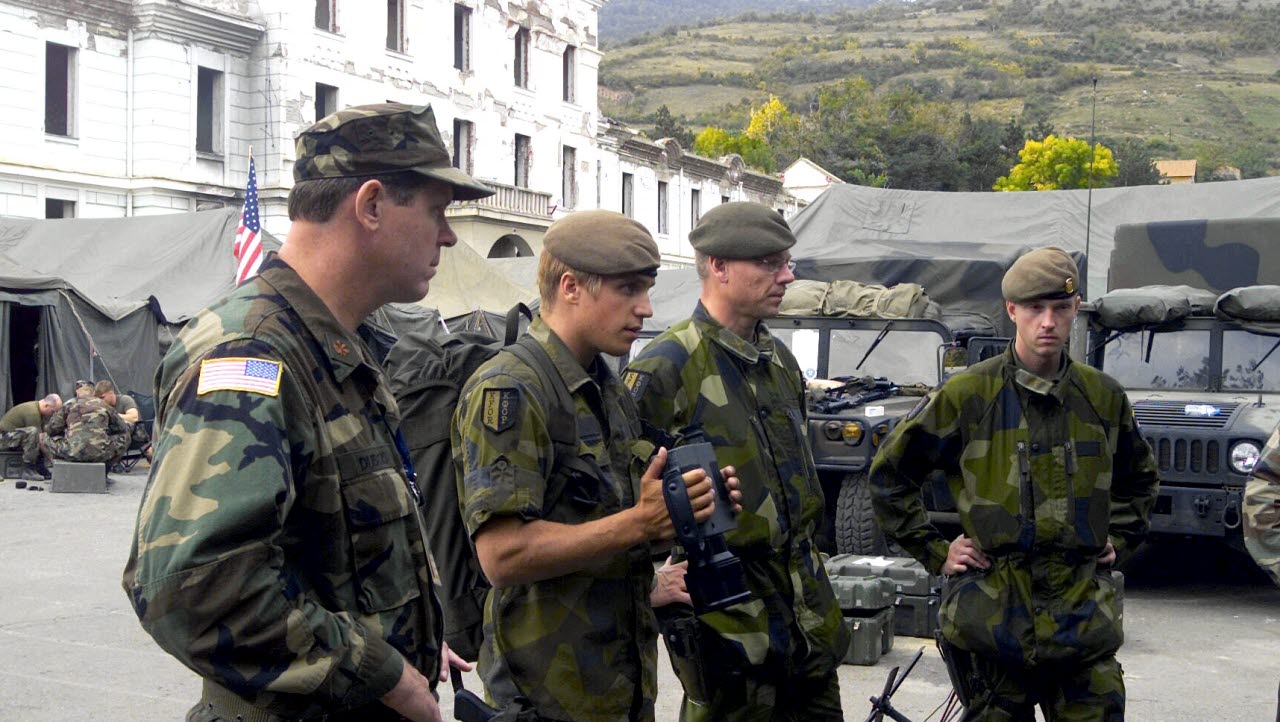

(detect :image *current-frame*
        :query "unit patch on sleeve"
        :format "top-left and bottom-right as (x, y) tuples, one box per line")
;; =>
(482, 388), (520, 433)
(622, 370), (651, 400)
(197, 357), (283, 397)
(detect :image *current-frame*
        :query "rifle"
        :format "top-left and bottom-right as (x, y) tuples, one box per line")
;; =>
(810, 376), (899, 415)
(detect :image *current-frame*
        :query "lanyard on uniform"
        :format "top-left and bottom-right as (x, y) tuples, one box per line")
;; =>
(381, 417), (422, 506)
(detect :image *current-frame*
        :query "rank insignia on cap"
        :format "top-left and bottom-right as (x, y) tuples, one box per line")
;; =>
(482, 388), (519, 433)
(197, 357), (283, 397)
(622, 370), (651, 400)
(1064, 277), (1075, 294)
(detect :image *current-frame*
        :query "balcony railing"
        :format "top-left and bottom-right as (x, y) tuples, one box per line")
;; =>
(451, 180), (550, 218)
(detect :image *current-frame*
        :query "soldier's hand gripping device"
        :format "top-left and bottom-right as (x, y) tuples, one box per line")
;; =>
(661, 442), (753, 613)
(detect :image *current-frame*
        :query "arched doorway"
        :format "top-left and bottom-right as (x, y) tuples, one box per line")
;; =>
(488, 233), (533, 258)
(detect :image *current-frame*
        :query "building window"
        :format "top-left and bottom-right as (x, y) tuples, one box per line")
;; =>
(657, 181), (669, 235)
(45, 43), (75, 137)
(561, 146), (577, 210)
(387, 0), (404, 52)
(562, 45), (576, 103)
(45, 199), (75, 219)
(622, 173), (634, 218)
(722, 194), (730, 205)
(453, 119), (474, 176)
(514, 27), (530, 88)
(196, 67), (224, 154)
(315, 0), (335, 31)
(514, 134), (531, 188)
(691, 188), (701, 226)
(315, 83), (339, 121)
(454, 4), (471, 71)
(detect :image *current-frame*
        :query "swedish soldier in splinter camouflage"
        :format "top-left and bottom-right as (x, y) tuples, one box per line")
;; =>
(871, 247), (1159, 722)
(627, 202), (851, 722)
(453, 210), (730, 722)
(1245, 426), (1280, 587)
(123, 103), (494, 722)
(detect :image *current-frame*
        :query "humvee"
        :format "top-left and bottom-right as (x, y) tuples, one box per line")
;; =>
(1084, 218), (1280, 556)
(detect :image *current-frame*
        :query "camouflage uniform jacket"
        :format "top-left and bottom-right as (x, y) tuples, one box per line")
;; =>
(625, 303), (850, 675)
(1244, 426), (1280, 586)
(43, 396), (126, 462)
(122, 254), (442, 719)
(452, 316), (659, 722)
(870, 345), (1159, 667)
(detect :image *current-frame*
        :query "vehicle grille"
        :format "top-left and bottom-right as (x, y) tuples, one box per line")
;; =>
(1133, 400), (1239, 429)
(1144, 435), (1222, 475)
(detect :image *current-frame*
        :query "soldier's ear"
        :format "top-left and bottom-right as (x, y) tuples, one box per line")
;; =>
(352, 179), (386, 232)
(1006, 300), (1017, 322)
(709, 256), (730, 283)
(559, 271), (581, 306)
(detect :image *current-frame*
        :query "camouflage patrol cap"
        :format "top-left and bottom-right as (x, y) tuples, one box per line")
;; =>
(543, 210), (660, 277)
(689, 201), (795, 259)
(294, 103), (495, 200)
(1002, 247), (1080, 302)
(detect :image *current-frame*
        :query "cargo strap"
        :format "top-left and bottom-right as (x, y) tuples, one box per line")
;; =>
(198, 681), (277, 722)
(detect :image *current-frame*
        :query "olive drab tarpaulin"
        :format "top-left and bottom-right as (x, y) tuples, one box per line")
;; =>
(790, 175), (1280, 302)
(1111, 218), (1280, 294)
(1215, 286), (1280, 326)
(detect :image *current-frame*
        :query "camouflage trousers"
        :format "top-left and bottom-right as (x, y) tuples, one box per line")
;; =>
(41, 432), (127, 464)
(963, 655), (1124, 722)
(0, 427), (40, 464)
(677, 661), (842, 722)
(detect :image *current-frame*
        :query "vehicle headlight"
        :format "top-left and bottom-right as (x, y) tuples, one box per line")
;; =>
(841, 422), (864, 446)
(1230, 441), (1261, 474)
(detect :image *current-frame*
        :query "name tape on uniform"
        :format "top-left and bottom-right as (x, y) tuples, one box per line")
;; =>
(197, 357), (283, 397)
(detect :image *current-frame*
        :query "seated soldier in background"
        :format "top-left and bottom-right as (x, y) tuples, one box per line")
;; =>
(0, 394), (62, 480)
(41, 385), (128, 466)
(94, 380), (149, 462)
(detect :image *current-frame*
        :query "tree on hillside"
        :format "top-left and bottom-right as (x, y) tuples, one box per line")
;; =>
(651, 105), (694, 147)
(1106, 137), (1163, 187)
(994, 135), (1118, 191)
(693, 126), (775, 173)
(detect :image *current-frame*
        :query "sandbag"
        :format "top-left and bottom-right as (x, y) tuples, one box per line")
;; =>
(1215, 285), (1280, 324)
(1093, 285), (1218, 329)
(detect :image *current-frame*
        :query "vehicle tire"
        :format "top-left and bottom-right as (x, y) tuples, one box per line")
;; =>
(834, 473), (903, 557)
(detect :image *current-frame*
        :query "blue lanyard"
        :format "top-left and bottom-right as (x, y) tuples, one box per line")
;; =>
(382, 418), (421, 505)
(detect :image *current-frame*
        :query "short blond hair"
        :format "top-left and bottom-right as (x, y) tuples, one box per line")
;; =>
(537, 252), (604, 310)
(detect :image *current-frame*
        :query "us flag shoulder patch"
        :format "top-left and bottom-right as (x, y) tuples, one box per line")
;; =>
(197, 357), (283, 397)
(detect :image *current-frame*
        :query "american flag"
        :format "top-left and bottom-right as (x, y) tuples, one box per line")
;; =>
(234, 154), (263, 284)
(197, 357), (283, 396)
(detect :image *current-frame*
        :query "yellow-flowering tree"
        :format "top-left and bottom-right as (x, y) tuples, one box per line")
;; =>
(994, 134), (1118, 191)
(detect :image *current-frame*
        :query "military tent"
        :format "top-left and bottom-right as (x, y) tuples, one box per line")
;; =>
(790, 176), (1280, 302)
(0, 209), (281, 410)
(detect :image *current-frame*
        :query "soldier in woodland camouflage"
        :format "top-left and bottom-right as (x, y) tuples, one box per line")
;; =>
(452, 210), (733, 722)
(123, 104), (493, 722)
(626, 202), (851, 722)
(0, 394), (60, 479)
(41, 393), (127, 464)
(871, 248), (1159, 721)
(1245, 427), (1280, 586)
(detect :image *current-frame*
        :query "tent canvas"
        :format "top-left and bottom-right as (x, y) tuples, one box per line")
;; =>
(790, 176), (1280, 301)
(0, 209), (281, 410)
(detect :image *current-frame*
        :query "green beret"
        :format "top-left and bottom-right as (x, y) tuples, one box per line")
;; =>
(294, 103), (494, 200)
(544, 210), (660, 277)
(689, 202), (796, 259)
(1002, 247), (1080, 302)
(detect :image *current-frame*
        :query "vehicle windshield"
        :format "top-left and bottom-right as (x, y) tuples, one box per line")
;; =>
(1222, 330), (1280, 391)
(1099, 329), (1212, 390)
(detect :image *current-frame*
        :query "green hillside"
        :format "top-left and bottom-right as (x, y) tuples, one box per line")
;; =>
(599, 0), (1280, 188)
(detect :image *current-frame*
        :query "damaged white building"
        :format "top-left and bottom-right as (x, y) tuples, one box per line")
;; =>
(0, 0), (785, 262)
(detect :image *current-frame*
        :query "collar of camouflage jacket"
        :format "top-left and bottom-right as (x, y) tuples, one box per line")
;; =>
(529, 314), (613, 395)
(1004, 344), (1072, 401)
(692, 302), (788, 371)
(257, 253), (378, 385)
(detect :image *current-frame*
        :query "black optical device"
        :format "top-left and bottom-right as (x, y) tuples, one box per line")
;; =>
(661, 442), (753, 613)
